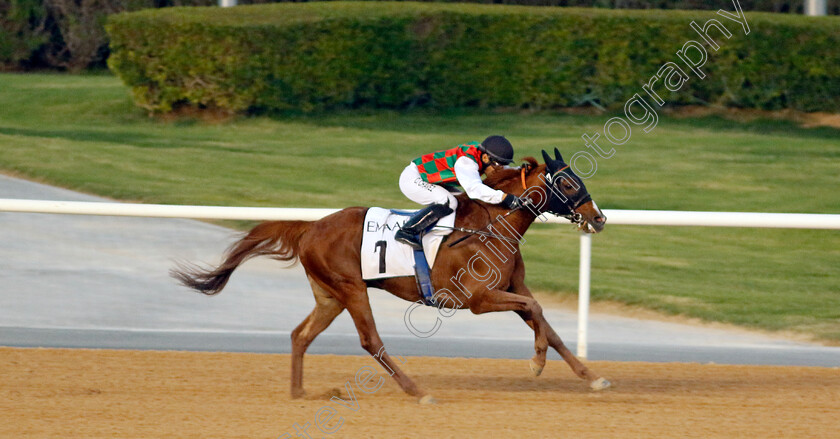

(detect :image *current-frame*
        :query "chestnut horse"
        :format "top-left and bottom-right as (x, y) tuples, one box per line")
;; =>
(171, 149), (610, 403)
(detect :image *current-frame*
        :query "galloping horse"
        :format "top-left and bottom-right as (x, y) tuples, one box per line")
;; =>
(171, 149), (610, 403)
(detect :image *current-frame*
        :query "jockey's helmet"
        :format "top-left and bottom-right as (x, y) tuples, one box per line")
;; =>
(480, 135), (514, 165)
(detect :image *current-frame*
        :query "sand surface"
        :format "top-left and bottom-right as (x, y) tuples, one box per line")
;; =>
(2, 347), (838, 438)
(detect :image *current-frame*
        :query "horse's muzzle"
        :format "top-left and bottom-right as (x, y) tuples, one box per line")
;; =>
(579, 201), (606, 233)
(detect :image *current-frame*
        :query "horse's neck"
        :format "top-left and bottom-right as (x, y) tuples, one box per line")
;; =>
(454, 194), (537, 240)
(490, 207), (537, 240)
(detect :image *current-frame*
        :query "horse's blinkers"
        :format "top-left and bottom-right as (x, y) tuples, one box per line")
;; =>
(541, 149), (592, 221)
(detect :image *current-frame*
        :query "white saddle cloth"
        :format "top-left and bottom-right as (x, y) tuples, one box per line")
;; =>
(360, 207), (452, 280)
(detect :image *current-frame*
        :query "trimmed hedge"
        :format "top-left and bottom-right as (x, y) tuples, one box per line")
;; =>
(3, 0), (838, 71)
(397, 0), (840, 15)
(106, 2), (840, 113)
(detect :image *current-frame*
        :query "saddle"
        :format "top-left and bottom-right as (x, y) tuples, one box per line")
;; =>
(360, 208), (452, 306)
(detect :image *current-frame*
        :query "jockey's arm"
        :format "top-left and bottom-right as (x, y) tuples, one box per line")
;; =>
(453, 156), (506, 204)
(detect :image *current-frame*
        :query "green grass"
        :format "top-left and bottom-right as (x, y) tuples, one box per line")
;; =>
(1, 72), (839, 341)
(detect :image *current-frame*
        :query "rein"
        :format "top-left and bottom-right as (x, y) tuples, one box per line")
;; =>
(439, 225), (522, 246)
(445, 201), (528, 248)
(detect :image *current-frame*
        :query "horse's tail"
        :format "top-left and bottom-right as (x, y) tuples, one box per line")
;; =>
(170, 221), (312, 296)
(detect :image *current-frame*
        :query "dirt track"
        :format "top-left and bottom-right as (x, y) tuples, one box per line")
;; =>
(2, 348), (838, 439)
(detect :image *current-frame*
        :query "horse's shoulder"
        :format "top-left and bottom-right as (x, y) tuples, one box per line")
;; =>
(453, 197), (495, 230)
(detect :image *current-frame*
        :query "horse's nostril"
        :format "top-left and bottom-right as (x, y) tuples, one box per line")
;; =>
(595, 216), (605, 224)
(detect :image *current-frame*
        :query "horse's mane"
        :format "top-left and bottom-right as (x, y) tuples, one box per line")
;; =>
(482, 156), (539, 190)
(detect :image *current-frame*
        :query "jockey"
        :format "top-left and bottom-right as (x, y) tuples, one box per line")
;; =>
(395, 135), (522, 250)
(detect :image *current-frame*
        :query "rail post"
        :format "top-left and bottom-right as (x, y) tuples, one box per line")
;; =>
(578, 232), (592, 359)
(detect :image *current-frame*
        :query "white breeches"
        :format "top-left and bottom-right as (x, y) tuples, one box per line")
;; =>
(398, 163), (457, 233)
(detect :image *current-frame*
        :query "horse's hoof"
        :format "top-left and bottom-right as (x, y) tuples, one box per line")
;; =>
(589, 377), (612, 391)
(321, 388), (343, 400)
(419, 395), (437, 405)
(291, 390), (306, 399)
(529, 359), (544, 377)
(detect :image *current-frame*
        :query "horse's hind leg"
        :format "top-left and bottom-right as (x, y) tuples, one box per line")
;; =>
(340, 287), (431, 403)
(290, 275), (345, 399)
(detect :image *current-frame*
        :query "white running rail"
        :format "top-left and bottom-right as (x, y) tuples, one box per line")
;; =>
(0, 198), (339, 221)
(2, 198), (840, 358)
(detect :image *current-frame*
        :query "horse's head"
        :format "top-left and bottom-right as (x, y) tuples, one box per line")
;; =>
(482, 150), (606, 233)
(513, 149), (606, 233)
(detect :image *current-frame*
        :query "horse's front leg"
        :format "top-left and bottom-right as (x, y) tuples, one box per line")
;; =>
(509, 254), (611, 390)
(467, 288), (549, 378)
(508, 255), (548, 376)
(513, 310), (548, 376)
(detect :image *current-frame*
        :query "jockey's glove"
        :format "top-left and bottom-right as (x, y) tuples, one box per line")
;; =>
(501, 193), (523, 210)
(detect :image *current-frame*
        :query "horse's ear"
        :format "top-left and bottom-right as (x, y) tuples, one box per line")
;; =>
(554, 148), (565, 163)
(541, 149), (553, 165)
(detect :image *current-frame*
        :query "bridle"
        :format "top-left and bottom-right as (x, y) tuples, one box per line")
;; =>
(532, 164), (591, 228)
(446, 163), (591, 247)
